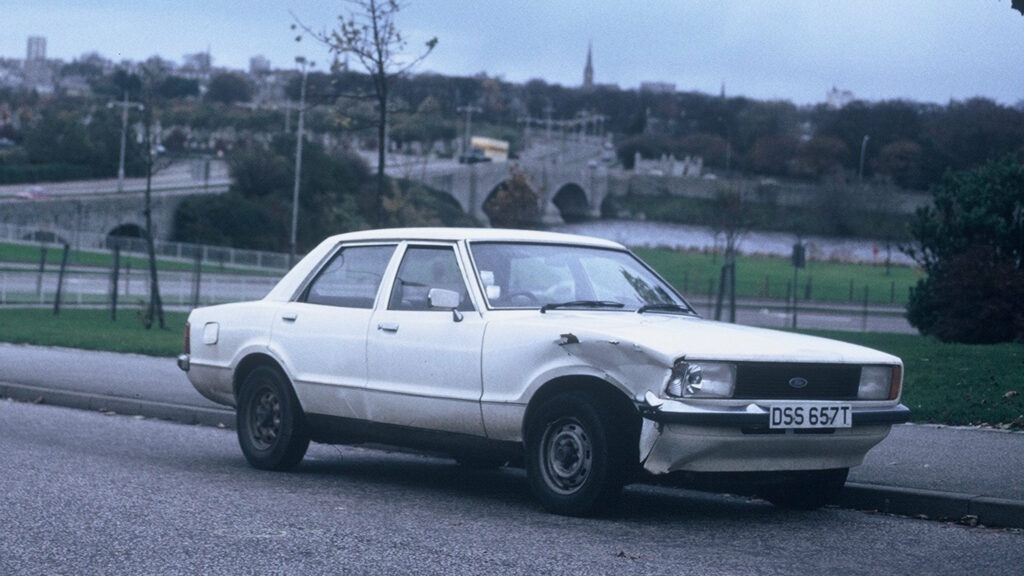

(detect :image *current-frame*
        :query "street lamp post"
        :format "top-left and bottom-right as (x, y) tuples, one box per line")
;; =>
(107, 92), (144, 193)
(289, 57), (313, 267)
(858, 135), (870, 186)
(456, 105), (481, 156)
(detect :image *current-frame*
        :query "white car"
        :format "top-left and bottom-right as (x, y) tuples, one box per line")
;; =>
(178, 228), (909, 515)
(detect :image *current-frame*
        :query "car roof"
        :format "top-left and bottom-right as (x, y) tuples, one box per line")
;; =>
(323, 227), (626, 249)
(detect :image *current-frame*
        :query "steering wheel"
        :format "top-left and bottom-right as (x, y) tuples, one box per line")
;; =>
(504, 291), (539, 305)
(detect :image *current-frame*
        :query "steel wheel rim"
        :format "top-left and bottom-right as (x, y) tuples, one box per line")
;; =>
(540, 417), (592, 495)
(249, 385), (281, 450)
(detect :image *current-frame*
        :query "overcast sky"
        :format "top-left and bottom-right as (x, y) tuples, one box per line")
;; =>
(4, 1), (1024, 106)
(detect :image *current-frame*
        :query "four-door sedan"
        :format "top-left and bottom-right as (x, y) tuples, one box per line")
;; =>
(178, 228), (910, 516)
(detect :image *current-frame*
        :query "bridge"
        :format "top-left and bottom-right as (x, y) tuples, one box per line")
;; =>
(0, 137), (616, 248)
(0, 160), (230, 248)
(384, 138), (612, 224)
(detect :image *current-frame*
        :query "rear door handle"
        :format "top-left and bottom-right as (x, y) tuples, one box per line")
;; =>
(377, 322), (399, 333)
(282, 313), (298, 322)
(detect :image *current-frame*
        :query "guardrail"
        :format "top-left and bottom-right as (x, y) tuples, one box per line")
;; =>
(0, 223), (290, 272)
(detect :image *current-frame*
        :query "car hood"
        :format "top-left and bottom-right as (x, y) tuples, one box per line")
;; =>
(508, 310), (900, 366)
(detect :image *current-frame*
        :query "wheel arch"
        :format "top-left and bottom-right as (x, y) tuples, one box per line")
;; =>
(233, 353), (289, 401)
(522, 375), (640, 441)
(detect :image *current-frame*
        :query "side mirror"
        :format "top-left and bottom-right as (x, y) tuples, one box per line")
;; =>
(428, 288), (463, 322)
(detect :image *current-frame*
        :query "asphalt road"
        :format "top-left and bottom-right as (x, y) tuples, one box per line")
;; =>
(1, 400), (1021, 576)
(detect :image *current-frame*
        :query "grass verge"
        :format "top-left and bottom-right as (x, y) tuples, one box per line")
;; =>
(0, 307), (186, 357)
(802, 330), (1024, 429)
(635, 247), (922, 306)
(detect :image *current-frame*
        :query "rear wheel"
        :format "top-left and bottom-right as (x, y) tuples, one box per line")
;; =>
(525, 392), (634, 516)
(761, 468), (849, 510)
(236, 365), (310, 471)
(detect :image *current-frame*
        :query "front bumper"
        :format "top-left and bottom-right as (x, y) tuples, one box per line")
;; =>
(639, 391), (912, 427)
(637, 391), (911, 474)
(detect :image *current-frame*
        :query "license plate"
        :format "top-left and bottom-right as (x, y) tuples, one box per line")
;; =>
(769, 403), (852, 429)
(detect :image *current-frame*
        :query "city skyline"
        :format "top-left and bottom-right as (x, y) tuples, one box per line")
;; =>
(3, 0), (1024, 106)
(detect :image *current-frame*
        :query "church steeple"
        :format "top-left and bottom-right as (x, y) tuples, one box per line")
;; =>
(583, 43), (594, 89)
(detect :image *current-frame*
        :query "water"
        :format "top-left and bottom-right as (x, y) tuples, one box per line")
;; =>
(549, 220), (916, 266)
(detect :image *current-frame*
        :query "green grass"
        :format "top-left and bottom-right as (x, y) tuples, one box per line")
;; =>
(0, 307), (187, 357)
(635, 247), (922, 306)
(801, 330), (1024, 429)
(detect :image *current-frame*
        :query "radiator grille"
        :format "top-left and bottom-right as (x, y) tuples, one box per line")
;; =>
(733, 363), (860, 400)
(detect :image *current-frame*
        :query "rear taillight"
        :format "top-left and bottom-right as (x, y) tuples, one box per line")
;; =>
(184, 322), (191, 355)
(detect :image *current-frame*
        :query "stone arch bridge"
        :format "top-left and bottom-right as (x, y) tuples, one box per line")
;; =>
(1, 159), (613, 248)
(402, 159), (612, 225)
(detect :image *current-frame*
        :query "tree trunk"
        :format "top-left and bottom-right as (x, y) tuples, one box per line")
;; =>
(143, 110), (164, 329)
(375, 85), (388, 227)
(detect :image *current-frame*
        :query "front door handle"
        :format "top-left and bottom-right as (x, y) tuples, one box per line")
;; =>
(282, 313), (298, 322)
(377, 322), (399, 333)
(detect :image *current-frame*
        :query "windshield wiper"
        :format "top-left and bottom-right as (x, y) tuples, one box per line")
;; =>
(636, 303), (695, 315)
(540, 300), (625, 314)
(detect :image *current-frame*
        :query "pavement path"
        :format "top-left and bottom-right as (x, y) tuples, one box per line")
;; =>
(1, 342), (1021, 528)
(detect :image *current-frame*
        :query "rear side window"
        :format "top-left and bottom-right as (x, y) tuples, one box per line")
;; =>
(302, 245), (395, 308)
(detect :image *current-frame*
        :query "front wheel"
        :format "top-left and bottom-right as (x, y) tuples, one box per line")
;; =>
(236, 365), (310, 471)
(525, 392), (634, 516)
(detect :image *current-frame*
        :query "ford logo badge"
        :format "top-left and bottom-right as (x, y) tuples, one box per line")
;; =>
(788, 377), (809, 389)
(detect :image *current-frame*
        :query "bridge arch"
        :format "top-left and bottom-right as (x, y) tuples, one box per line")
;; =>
(551, 183), (590, 223)
(482, 177), (542, 228)
(108, 223), (147, 239)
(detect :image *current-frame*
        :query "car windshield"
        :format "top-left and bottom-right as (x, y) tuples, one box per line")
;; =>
(469, 242), (693, 313)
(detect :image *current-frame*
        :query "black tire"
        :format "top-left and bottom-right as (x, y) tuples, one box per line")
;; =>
(236, 365), (310, 471)
(525, 391), (633, 516)
(761, 468), (849, 510)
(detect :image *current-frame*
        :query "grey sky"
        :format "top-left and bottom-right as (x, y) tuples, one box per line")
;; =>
(4, 1), (1024, 106)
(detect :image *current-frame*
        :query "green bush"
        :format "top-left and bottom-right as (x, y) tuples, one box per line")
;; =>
(906, 156), (1024, 343)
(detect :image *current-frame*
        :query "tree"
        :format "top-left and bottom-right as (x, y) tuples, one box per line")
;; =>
(206, 73), (252, 105)
(174, 135), (375, 252)
(136, 63), (168, 329)
(792, 136), (848, 180)
(483, 170), (540, 228)
(711, 185), (750, 323)
(905, 156), (1024, 343)
(157, 76), (200, 100)
(309, 0), (437, 226)
(875, 139), (924, 189)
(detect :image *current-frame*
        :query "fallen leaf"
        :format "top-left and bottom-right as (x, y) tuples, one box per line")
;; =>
(958, 515), (979, 527)
(1004, 390), (1018, 399)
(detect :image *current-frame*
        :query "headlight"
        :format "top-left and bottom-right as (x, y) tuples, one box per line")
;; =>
(666, 360), (736, 399)
(858, 365), (902, 400)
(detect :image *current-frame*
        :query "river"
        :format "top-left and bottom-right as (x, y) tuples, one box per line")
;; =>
(549, 220), (916, 266)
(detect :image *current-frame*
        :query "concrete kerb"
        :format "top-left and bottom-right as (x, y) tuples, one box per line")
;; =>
(840, 483), (1024, 530)
(3, 380), (1022, 529)
(0, 380), (234, 429)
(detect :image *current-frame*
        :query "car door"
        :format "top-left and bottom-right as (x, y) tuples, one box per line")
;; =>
(364, 243), (486, 436)
(270, 243), (397, 420)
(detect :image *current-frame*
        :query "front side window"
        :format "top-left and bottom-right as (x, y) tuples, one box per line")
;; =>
(470, 242), (689, 311)
(389, 246), (474, 311)
(302, 245), (395, 308)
